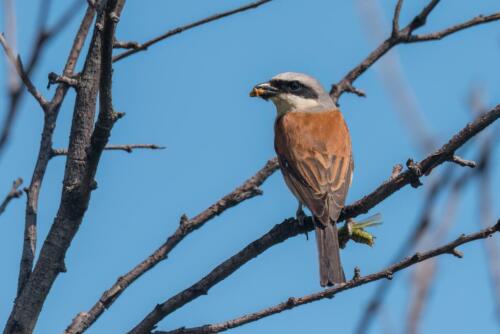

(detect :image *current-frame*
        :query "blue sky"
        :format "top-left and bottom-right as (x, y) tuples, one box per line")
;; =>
(1, 1), (499, 333)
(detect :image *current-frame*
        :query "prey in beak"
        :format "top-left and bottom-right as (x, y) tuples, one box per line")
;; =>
(249, 82), (279, 100)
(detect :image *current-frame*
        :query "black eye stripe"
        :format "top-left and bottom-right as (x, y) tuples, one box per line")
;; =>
(269, 79), (318, 99)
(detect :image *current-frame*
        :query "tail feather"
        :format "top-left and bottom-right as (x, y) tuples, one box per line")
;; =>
(315, 221), (345, 286)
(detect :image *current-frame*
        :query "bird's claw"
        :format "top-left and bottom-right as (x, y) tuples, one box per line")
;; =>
(296, 205), (309, 240)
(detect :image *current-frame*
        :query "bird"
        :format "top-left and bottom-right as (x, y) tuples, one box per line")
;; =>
(250, 72), (353, 286)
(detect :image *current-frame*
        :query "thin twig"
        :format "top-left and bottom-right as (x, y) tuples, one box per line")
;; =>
(51, 144), (165, 157)
(156, 222), (500, 334)
(0, 33), (49, 109)
(112, 0), (273, 62)
(0, 178), (23, 216)
(329, 1), (500, 104)
(113, 39), (141, 49)
(64, 158), (278, 334)
(47, 72), (79, 89)
(450, 155), (476, 168)
(408, 13), (500, 42)
(0, 0), (83, 157)
(392, 0), (404, 36)
(127, 105), (500, 334)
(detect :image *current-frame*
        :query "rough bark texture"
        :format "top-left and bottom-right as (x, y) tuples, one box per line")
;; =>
(18, 4), (96, 297)
(3, 1), (123, 333)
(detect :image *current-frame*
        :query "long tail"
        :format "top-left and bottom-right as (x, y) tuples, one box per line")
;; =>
(315, 221), (345, 286)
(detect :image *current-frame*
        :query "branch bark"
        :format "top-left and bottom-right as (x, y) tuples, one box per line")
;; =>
(0, 178), (23, 216)
(156, 221), (500, 334)
(4, 1), (125, 333)
(128, 105), (500, 334)
(64, 158), (278, 334)
(0, 33), (48, 110)
(17, 4), (96, 298)
(329, 0), (500, 104)
(112, 0), (273, 62)
(0, 0), (84, 156)
(51, 144), (165, 157)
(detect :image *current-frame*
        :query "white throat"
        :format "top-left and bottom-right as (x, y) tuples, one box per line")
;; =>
(271, 94), (322, 116)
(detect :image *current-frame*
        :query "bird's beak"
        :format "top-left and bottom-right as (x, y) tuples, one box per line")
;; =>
(249, 82), (279, 100)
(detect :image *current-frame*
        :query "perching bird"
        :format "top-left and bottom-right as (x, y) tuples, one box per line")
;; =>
(250, 72), (353, 286)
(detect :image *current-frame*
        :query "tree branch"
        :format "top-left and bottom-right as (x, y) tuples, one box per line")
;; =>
(17, 4), (96, 298)
(157, 221), (500, 334)
(47, 72), (79, 89)
(112, 0), (273, 62)
(4, 1), (126, 333)
(408, 13), (500, 42)
(391, 0), (404, 36)
(63, 158), (278, 334)
(354, 171), (452, 334)
(0, 33), (49, 110)
(354, 0), (436, 153)
(329, 0), (500, 104)
(113, 39), (141, 49)
(127, 105), (500, 334)
(51, 144), (165, 157)
(0, 178), (23, 216)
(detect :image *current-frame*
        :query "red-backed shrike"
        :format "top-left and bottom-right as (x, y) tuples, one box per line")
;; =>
(250, 72), (352, 286)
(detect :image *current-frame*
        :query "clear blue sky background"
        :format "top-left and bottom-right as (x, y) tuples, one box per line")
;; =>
(1, 1), (499, 333)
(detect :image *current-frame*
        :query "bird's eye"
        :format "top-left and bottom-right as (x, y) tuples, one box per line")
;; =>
(289, 81), (301, 91)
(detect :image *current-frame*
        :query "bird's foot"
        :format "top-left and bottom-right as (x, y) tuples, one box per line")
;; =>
(296, 204), (309, 240)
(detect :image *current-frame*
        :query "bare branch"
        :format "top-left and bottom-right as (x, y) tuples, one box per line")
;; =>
(112, 0), (273, 62)
(355, 0), (436, 152)
(17, 4), (96, 299)
(5, 2), (126, 333)
(47, 72), (79, 89)
(408, 13), (500, 42)
(390, 164), (403, 179)
(0, 178), (23, 216)
(113, 39), (142, 49)
(404, 0), (440, 33)
(353, 167), (455, 334)
(127, 105), (500, 334)
(330, 0), (500, 104)
(0, 33), (49, 110)
(0, 0), (85, 157)
(392, 0), (404, 36)
(44, 0), (86, 39)
(450, 155), (476, 168)
(64, 158), (278, 334)
(156, 221), (500, 334)
(51, 144), (165, 157)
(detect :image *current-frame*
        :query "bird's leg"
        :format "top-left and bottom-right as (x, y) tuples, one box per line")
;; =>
(296, 203), (309, 240)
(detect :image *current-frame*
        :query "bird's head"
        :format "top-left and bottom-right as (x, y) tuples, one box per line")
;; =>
(250, 72), (335, 115)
